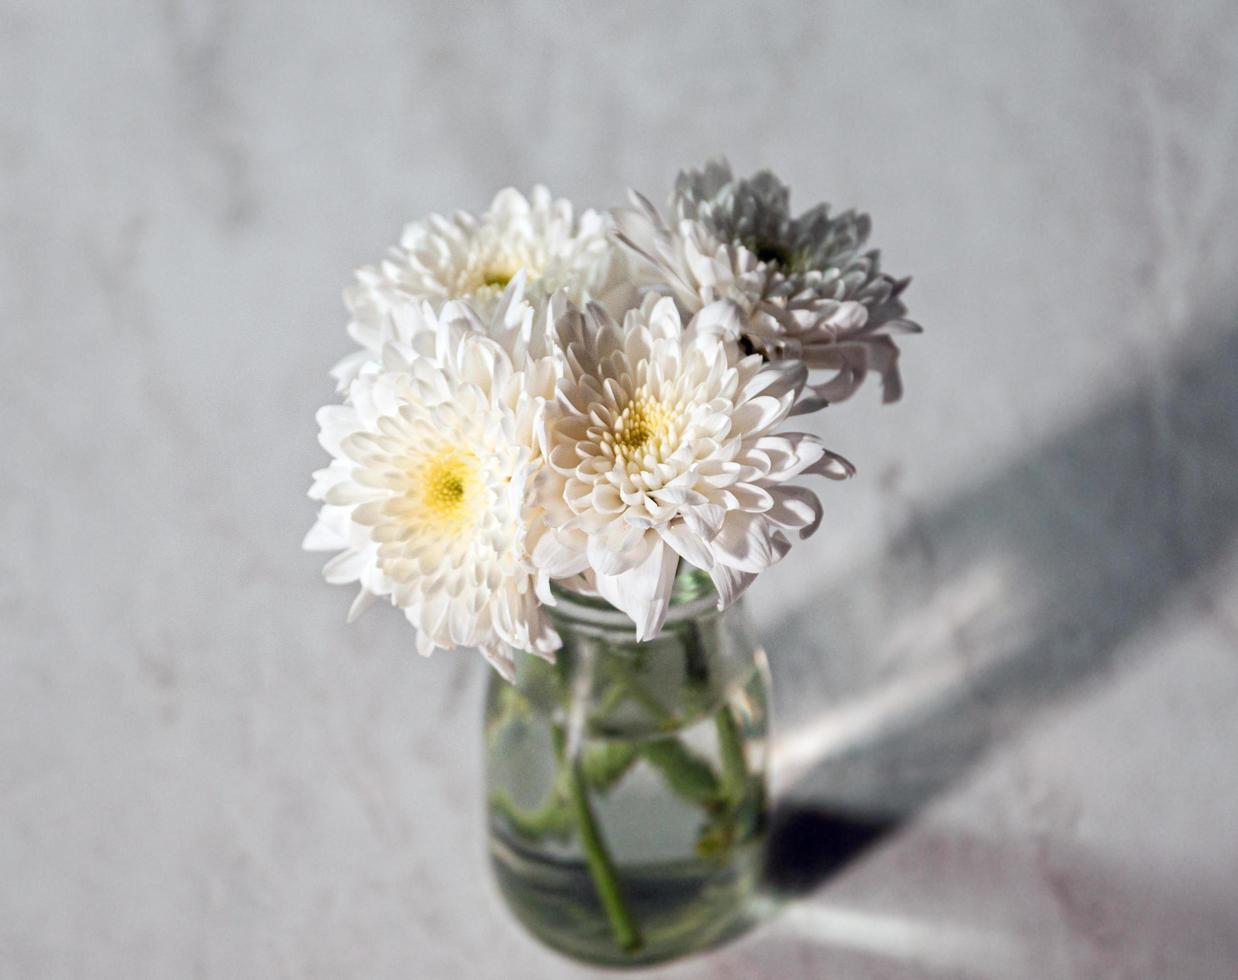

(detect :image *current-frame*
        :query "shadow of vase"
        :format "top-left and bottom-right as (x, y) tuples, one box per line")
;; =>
(759, 312), (1238, 898)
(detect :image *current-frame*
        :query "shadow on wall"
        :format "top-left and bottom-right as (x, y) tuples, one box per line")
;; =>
(761, 311), (1238, 896)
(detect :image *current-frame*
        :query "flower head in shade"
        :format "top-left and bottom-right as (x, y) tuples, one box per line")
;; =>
(527, 297), (854, 640)
(305, 299), (560, 679)
(615, 160), (920, 407)
(332, 186), (633, 388)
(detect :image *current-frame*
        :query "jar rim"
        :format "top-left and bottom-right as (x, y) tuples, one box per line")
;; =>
(548, 569), (720, 632)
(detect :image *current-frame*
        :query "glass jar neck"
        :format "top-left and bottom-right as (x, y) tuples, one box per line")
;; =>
(521, 565), (758, 742)
(547, 565), (719, 641)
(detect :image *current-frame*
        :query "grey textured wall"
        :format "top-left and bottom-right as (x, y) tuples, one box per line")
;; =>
(4, 2), (1238, 977)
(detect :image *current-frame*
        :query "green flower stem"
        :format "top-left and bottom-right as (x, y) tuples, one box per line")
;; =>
(565, 755), (643, 953)
(548, 661), (642, 955)
(680, 620), (711, 687)
(595, 679), (628, 719)
(715, 704), (748, 805)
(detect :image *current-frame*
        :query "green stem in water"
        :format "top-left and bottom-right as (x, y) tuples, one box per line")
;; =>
(715, 704), (748, 806)
(680, 619), (711, 687)
(551, 655), (643, 954)
(565, 755), (643, 953)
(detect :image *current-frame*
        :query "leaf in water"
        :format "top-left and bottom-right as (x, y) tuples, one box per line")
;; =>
(581, 742), (639, 793)
(639, 738), (722, 806)
(490, 788), (574, 842)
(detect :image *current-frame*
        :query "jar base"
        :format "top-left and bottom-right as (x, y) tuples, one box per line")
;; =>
(490, 830), (766, 967)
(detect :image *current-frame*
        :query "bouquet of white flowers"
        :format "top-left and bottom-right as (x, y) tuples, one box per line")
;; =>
(305, 161), (920, 680)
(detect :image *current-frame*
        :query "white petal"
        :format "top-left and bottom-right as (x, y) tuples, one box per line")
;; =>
(593, 540), (678, 642)
(329, 349), (374, 391)
(687, 300), (745, 345)
(651, 486), (708, 508)
(324, 483), (379, 506)
(532, 528), (591, 578)
(415, 628), (437, 658)
(682, 503), (726, 540)
(481, 644), (517, 682)
(806, 448), (856, 480)
(303, 514), (345, 551)
(730, 395), (789, 437)
(729, 483), (774, 513)
(322, 548), (369, 584)
(766, 485), (824, 538)
(709, 563), (757, 609)
(657, 520), (716, 571)
(347, 588), (378, 623)
(711, 513), (790, 573)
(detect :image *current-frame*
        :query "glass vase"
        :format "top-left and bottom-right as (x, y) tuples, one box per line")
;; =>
(483, 569), (771, 967)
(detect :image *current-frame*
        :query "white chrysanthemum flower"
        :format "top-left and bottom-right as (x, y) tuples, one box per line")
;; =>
(527, 297), (855, 640)
(331, 186), (633, 389)
(305, 301), (560, 679)
(615, 160), (920, 406)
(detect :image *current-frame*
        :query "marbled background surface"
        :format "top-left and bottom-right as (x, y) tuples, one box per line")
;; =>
(4, 1), (1238, 977)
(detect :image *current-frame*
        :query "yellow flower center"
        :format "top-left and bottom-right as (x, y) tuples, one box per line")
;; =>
(476, 253), (539, 292)
(417, 451), (479, 531)
(481, 265), (518, 289)
(610, 389), (678, 461)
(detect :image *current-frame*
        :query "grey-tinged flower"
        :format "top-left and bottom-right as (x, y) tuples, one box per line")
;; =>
(616, 160), (921, 407)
